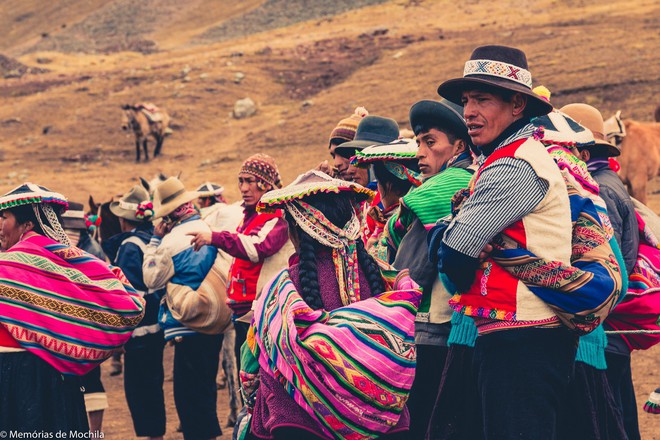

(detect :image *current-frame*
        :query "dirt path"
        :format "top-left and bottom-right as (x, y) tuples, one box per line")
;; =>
(99, 343), (660, 439)
(101, 344), (235, 440)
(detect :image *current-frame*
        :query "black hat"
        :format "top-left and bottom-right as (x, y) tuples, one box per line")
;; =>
(409, 99), (470, 140)
(334, 115), (400, 158)
(61, 201), (87, 230)
(437, 45), (552, 118)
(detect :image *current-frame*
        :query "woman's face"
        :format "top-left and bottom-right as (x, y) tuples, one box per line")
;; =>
(0, 211), (28, 250)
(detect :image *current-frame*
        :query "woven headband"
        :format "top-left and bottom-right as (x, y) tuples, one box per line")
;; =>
(33, 204), (71, 246)
(287, 199), (362, 305)
(464, 59), (533, 89)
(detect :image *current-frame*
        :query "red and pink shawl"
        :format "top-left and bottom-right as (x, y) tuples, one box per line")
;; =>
(0, 234), (145, 375)
(607, 213), (660, 350)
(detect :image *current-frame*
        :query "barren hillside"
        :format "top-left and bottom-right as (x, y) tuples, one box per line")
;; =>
(1, 0), (658, 206)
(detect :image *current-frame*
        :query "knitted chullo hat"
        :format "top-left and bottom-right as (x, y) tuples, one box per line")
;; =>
(240, 153), (282, 189)
(644, 388), (660, 414)
(328, 107), (369, 147)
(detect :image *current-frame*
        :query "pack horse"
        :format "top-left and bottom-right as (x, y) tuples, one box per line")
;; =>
(121, 103), (171, 162)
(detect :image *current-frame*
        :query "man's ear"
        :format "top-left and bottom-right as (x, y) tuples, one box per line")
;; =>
(453, 139), (467, 155)
(512, 93), (527, 117)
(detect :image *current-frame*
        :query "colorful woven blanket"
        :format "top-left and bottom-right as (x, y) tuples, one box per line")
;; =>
(606, 212), (660, 350)
(0, 234), (145, 375)
(489, 143), (621, 335)
(492, 189), (621, 334)
(244, 269), (421, 440)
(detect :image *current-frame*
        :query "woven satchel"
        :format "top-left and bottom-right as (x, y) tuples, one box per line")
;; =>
(166, 252), (233, 335)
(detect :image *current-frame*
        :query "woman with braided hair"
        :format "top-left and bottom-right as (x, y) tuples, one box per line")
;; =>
(236, 170), (422, 440)
(290, 193), (386, 312)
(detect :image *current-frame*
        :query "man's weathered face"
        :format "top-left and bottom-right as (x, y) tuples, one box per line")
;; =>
(329, 143), (352, 181)
(348, 164), (370, 187)
(238, 173), (269, 208)
(416, 128), (462, 177)
(461, 90), (521, 146)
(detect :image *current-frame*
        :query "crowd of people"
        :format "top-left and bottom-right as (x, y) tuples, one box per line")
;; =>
(1, 44), (659, 440)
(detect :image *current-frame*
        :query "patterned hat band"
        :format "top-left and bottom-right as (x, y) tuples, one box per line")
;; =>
(118, 200), (139, 211)
(464, 59), (533, 89)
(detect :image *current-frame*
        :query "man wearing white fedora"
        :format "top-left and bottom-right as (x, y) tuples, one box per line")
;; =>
(142, 176), (224, 440)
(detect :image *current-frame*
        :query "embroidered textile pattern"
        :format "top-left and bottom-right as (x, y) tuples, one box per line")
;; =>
(0, 234), (145, 375)
(383, 162), (422, 186)
(245, 269), (421, 439)
(33, 204), (71, 246)
(464, 59), (533, 88)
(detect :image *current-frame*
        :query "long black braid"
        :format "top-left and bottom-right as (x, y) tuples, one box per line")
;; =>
(292, 192), (385, 310)
(298, 231), (324, 310)
(356, 238), (386, 296)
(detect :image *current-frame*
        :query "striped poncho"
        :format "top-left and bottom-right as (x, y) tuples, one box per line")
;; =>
(0, 234), (145, 375)
(242, 269), (421, 440)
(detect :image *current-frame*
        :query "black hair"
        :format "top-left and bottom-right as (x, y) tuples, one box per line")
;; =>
(372, 161), (418, 198)
(3, 203), (63, 236)
(292, 192), (386, 310)
(413, 121), (463, 144)
(335, 146), (357, 160)
(199, 196), (217, 206)
(125, 217), (149, 227)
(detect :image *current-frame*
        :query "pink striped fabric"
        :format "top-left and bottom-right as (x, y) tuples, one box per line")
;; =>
(0, 234), (145, 375)
(248, 269), (421, 439)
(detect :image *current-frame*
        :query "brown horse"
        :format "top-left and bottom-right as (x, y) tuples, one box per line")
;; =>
(604, 111), (660, 204)
(87, 195), (122, 244)
(121, 103), (171, 162)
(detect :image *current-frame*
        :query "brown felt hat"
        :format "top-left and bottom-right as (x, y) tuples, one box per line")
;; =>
(152, 177), (199, 219)
(437, 45), (553, 118)
(560, 103), (621, 157)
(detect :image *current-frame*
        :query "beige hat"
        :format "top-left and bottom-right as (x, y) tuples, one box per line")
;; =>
(560, 103), (620, 157)
(110, 185), (152, 222)
(152, 177), (199, 219)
